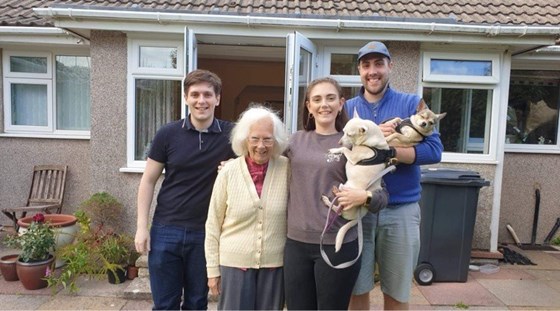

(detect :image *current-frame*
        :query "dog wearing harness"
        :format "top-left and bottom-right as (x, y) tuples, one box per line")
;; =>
(384, 105), (446, 148)
(320, 111), (396, 269)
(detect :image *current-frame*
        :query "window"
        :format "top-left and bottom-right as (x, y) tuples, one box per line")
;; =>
(422, 51), (501, 162)
(127, 40), (184, 168)
(423, 52), (499, 84)
(506, 70), (559, 147)
(322, 47), (362, 100)
(424, 87), (492, 154)
(2, 51), (90, 137)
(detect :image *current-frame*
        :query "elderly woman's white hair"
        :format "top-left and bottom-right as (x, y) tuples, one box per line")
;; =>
(230, 104), (288, 158)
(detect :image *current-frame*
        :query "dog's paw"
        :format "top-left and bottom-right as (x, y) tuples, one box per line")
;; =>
(321, 195), (330, 206)
(328, 147), (344, 154)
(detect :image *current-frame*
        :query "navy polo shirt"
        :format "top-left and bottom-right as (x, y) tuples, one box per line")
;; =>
(148, 117), (235, 231)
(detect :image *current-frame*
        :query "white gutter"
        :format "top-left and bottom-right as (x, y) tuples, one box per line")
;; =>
(0, 26), (66, 35)
(0, 26), (88, 45)
(34, 7), (560, 37)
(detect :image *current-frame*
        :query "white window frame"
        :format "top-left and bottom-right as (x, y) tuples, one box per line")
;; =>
(3, 78), (52, 133)
(2, 50), (90, 138)
(125, 39), (185, 170)
(422, 51), (503, 164)
(321, 46), (361, 86)
(423, 52), (500, 84)
(505, 52), (560, 154)
(130, 40), (184, 76)
(4, 51), (52, 79)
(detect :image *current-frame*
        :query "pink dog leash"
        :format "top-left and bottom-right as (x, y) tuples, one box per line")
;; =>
(320, 164), (396, 269)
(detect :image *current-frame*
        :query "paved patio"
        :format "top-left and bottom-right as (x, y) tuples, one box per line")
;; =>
(1, 226), (559, 310)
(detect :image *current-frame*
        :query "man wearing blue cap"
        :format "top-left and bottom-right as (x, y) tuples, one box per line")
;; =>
(345, 41), (443, 310)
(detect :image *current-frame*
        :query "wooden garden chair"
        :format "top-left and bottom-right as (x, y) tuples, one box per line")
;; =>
(2, 165), (68, 231)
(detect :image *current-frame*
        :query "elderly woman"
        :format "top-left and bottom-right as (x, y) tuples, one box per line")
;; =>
(205, 105), (289, 310)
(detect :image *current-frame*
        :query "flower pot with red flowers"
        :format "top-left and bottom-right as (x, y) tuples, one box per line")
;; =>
(5, 213), (56, 290)
(18, 213), (78, 268)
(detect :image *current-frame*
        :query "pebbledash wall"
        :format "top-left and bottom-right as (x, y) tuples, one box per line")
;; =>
(1, 33), (498, 248)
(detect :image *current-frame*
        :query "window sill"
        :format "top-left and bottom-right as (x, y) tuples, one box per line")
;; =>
(119, 167), (145, 174)
(119, 166), (166, 174)
(0, 133), (90, 140)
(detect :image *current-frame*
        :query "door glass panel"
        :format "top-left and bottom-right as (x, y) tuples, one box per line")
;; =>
(297, 48), (311, 130)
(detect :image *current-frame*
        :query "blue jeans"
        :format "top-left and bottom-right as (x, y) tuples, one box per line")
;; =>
(149, 222), (208, 310)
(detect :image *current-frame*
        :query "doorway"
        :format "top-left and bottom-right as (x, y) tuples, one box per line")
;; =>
(196, 43), (286, 122)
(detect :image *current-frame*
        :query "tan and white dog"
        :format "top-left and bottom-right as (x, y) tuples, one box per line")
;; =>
(385, 106), (446, 147)
(322, 111), (394, 254)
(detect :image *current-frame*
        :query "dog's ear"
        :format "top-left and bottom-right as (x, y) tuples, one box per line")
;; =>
(353, 107), (361, 119)
(416, 99), (428, 113)
(359, 125), (367, 134)
(436, 112), (447, 121)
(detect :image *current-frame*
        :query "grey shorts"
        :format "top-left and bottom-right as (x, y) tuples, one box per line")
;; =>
(352, 202), (421, 303)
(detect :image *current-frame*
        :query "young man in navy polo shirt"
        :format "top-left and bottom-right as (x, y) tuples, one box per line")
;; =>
(135, 69), (235, 310)
(346, 42), (443, 310)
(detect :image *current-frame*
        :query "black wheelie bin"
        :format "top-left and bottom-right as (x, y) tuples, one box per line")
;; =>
(415, 168), (490, 285)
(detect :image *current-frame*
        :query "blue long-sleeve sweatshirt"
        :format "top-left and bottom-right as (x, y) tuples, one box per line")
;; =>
(345, 86), (443, 205)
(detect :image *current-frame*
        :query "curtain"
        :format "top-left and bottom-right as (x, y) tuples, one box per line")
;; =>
(135, 79), (181, 160)
(56, 56), (91, 130)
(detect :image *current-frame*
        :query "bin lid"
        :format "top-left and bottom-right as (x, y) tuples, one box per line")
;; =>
(421, 168), (490, 186)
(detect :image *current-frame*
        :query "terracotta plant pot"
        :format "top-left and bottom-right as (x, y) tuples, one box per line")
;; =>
(0, 254), (20, 281)
(18, 214), (78, 268)
(16, 254), (55, 290)
(127, 265), (139, 280)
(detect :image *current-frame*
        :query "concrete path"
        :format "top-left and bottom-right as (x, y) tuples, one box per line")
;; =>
(2, 241), (559, 310)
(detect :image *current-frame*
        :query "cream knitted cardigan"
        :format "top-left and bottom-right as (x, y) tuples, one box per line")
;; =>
(205, 155), (289, 278)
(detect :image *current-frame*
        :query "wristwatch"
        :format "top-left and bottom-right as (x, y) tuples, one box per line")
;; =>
(365, 190), (373, 206)
(389, 146), (397, 158)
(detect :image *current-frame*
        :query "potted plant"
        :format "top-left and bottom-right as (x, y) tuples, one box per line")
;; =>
(46, 192), (130, 292)
(18, 213), (78, 268)
(99, 233), (132, 284)
(0, 253), (20, 281)
(79, 192), (124, 233)
(5, 213), (56, 290)
(45, 210), (105, 293)
(126, 247), (141, 280)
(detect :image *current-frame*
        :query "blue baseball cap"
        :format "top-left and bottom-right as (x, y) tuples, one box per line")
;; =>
(357, 41), (391, 61)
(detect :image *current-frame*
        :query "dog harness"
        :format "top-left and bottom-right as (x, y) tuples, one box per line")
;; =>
(356, 146), (395, 166)
(396, 118), (427, 138)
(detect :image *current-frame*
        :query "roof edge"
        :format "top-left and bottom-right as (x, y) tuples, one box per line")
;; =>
(33, 7), (560, 38)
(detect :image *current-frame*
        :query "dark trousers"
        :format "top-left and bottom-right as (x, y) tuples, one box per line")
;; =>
(149, 222), (208, 310)
(283, 238), (361, 310)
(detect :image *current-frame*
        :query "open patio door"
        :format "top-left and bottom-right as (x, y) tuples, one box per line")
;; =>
(183, 27), (197, 116)
(284, 32), (317, 133)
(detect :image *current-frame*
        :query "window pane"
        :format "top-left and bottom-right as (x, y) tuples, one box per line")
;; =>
(506, 70), (559, 145)
(423, 87), (491, 154)
(56, 56), (91, 130)
(11, 83), (48, 126)
(139, 46), (177, 69)
(331, 54), (358, 75)
(430, 59), (492, 76)
(341, 87), (361, 100)
(10, 56), (48, 73)
(135, 79), (182, 160)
